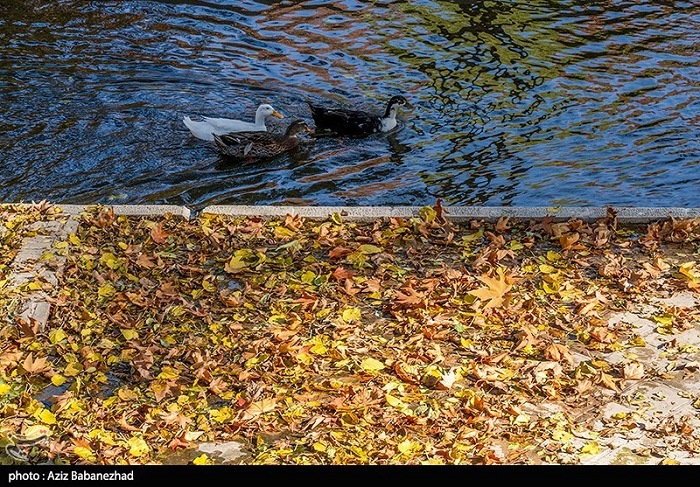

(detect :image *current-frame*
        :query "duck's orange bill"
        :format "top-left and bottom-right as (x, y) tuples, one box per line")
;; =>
(272, 110), (284, 119)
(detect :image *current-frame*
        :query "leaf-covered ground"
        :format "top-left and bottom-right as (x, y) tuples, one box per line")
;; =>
(1, 203), (700, 465)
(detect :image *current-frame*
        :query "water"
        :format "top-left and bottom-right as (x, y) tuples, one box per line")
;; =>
(1, 0), (698, 211)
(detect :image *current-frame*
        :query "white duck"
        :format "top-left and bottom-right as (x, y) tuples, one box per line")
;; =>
(182, 103), (284, 141)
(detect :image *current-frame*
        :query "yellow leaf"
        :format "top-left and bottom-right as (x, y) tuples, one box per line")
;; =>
(49, 329), (66, 344)
(661, 458), (681, 465)
(398, 439), (415, 454)
(121, 329), (138, 340)
(64, 362), (83, 377)
(69, 233), (81, 245)
(157, 366), (180, 380)
(192, 453), (209, 465)
(202, 279), (217, 292)
(24, 425), (50, 440)
(210, 407), (234, 423)
(301, 270), (316, 283)
(127, 436), (150, 457)
(99, 252), (120, 270)
(51, 374), (67, 386)
(98, 283), (115, 298)
(342, 307), (362, 323)
(38, 409), (57, 424)
(274, 226), (295, 239)
(224, 256), (247, 273)
(313, 442), (327, 452)
(385, 394), (404, 408)
(74, 446), (95, 460)
(0, 383), (10, 395)
(360, 357), (385, 372)
(357, 244), (383, 255)
(552, 430), (573, 442)
(546, 251), (561, 261)
(539, 264), (557, 274)
(117, 388), (140, 401)
(580, 441), (600, 455)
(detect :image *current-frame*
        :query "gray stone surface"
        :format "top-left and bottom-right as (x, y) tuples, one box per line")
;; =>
(202, 205), (700, 222)
(57, 204), (191, 219)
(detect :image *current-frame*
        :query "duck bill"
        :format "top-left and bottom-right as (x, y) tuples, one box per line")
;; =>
(272, 110), (285, 119)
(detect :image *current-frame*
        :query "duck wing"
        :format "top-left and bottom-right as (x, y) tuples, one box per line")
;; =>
(308, 104), (381, 136)
(202, 117), (263, 133)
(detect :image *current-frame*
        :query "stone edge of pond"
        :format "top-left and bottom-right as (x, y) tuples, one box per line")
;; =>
(7, 204), (699, 222)
(200, 205), (700, 223)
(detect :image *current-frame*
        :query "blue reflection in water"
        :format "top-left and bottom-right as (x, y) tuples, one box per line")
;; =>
(0, 0), (698, 210)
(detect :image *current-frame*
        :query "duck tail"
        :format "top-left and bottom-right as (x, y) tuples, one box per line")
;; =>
(212, 134), (227, 151)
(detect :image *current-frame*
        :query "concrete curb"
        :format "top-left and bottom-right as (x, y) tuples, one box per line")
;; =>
(201, 205), (700, 223)
(56, 204), (192, 219)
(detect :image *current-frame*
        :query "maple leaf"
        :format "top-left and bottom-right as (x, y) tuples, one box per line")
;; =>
(22, 353), (51, 375)
(394, 284), (425, 308)
(468, 267), (516, 309)
(545, 344), (574, 365)
(597, 372), (620, 391)
(242, 398), (277, 420)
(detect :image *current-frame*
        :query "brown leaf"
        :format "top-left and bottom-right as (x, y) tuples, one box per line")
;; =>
(590, 327), (617, 344)
(150, 222), (169, 244)
(394, 285), (425, 308)
(495, 217), (510, 233)
(119, 413), (142, 432)
(329, 247), (353, 259)
(242, 398), (277, 420)
(544, 344), (574, 365)
(559, 232), (580, 250)
(22, 353), (51, 375)
(598, 371), (620, 391)
(136, 253), (156, 269)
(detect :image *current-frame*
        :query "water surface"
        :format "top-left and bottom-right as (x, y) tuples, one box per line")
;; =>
(1, 0), (698, 210)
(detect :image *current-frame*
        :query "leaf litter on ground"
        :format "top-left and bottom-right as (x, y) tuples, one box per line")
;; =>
(0, 202), (699, 464)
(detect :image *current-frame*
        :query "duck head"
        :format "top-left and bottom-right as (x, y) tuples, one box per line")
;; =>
(285, 119), (313, 137)
(257, 104), (285, 120)
(384, 95), (410, 118)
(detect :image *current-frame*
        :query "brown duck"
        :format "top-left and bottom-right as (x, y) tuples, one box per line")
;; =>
(213, 119), (312, 161)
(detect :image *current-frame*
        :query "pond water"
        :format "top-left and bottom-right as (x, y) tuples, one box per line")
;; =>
(1, 0), (698, 211)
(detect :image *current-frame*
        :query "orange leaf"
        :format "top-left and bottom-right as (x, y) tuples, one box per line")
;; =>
(545, 344), (574, 365)
(559, 232), (580, 250)
(468, 267), (515, 309)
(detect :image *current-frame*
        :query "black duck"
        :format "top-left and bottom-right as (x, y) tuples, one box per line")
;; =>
(308, 95), (410, 137)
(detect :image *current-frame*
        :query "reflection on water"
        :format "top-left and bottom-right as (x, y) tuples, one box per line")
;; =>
(0, 0), (698, 210)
